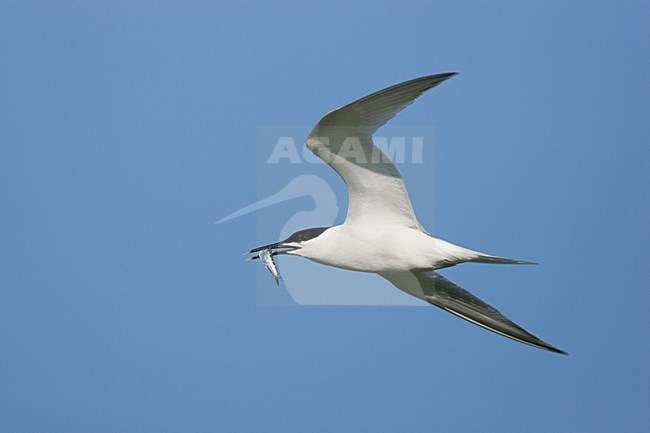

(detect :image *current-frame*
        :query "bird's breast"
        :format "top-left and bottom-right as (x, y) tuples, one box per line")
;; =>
(299, 225), (440, 273)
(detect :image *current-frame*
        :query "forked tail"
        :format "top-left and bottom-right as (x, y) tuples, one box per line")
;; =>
(472, 255), (537, 265)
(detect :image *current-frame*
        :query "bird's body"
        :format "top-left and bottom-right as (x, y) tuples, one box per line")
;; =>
(295, 225), (483, 273)
(246, 73), (566, 354)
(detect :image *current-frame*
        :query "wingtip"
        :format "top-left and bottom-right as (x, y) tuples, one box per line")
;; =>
(548, 346), (569, 355)
(547, 341), (569, 355)
(531, 336), (567, 355)
(426, 72), (458, 81)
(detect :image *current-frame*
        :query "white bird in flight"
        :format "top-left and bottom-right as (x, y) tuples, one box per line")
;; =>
(246, 73), (566, 354)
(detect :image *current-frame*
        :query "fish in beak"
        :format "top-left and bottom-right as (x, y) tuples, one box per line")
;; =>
(244, 242), (301, 284)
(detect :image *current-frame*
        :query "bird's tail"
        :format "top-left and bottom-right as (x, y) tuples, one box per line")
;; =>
(471, 255), (537, 265)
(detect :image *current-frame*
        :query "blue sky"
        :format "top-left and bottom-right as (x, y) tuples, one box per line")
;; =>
(1, 1), (648, 432)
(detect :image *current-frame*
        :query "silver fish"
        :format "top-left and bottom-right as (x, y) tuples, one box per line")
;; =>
(259, 248), (283, 285)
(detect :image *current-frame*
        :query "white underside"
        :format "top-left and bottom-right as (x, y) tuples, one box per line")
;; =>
(289, 224), (484, 274)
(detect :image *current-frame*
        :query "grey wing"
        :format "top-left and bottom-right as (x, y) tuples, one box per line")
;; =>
(306, 73), (457, 229)
(382, 270), (567, 354)
(313, 72), (459, 136)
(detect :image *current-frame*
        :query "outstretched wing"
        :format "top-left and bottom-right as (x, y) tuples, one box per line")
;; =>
(380, 270), (567, 354)
(307, 73), (457, 229)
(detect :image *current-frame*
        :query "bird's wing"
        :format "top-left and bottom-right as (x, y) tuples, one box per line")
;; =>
(307, 73), (457, 229)
(380, 270), (566, 354)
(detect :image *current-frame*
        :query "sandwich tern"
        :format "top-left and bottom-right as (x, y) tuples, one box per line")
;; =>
(246, 73), (566, 354)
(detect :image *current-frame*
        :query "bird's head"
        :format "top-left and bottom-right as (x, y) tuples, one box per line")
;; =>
(244, 226), (331, 261)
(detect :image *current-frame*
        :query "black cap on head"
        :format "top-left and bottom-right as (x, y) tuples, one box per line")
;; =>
(282, 227), (330, 244)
